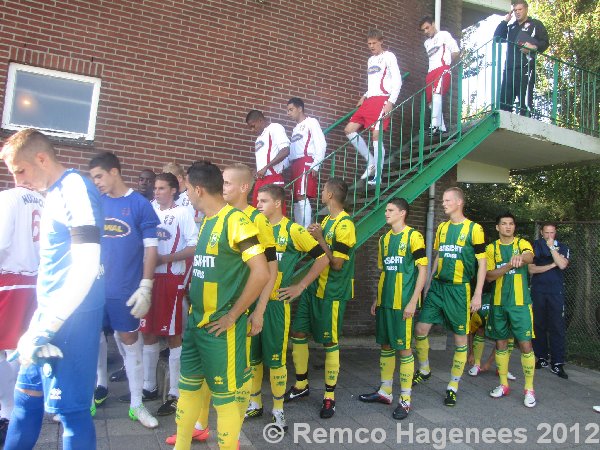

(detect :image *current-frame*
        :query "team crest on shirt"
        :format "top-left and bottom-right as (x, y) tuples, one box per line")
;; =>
(103, 218), (131, 238)
(209, 233), (219, 247)
(277, 236), (288, 246)
(121, 207), (131, 216)
(49, 387), (62, 400)
(459, 233), (467, 241)
(157, 226), (172, 241)
(291, 133), (303, 142)
(398, 242), (407, 251)
(326, 230), (334, 241)
(513, 248), (519, 255)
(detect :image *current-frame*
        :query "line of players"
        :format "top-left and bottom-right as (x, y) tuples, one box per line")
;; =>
(0, 129), (564, 450)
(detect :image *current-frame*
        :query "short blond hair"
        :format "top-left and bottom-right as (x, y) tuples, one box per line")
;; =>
(1, 128), (56, 163)
(162, 162), (186, 179)
(224, 163), (254, 185)
(444, 186), (465, 202)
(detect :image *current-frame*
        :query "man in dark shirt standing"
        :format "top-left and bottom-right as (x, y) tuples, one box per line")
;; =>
(528, 222), (570, 379)
(494, 0), (549, 116)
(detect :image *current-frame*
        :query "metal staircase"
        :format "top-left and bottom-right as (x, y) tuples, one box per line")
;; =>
(286, 37), (599, 250)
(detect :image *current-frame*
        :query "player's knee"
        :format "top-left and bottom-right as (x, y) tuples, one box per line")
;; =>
(167, 335), (182, 348)
(119, 331), (138, 345)
(414, 323), (428, 336)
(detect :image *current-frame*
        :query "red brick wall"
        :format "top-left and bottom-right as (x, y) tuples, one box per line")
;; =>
(1, 0), (464, 335)
(0, 0), (452, 189)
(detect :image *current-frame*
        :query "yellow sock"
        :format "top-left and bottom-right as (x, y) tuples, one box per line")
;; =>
(249, 363), (263, 408)
(324, 344), (339, 400)
(496, 348), (510, 386)
(472, 334), (485, 366)
(291, 337), (309, 389)
(507, 337), (515, 361)
(236, 373), (252, 423)
(399, 354), (414, 403)
(194, 382), (211, 431)
(522, 351), (535, 391)
(214, 399), (241, 450)
(175, 388), (204, 450)
(270, 365), (287, 410)
(415, 335), (430, 374)
(379, 348), (396, 395)
(447, 344), (467, 392)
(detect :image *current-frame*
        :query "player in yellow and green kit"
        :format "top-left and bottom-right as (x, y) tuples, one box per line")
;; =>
(172, 162), (269, 450)
(284, 178), (356, 419)
(358, 198), (427, 420)
(413, 187), (486, 407)
(254, 184), (330, 431)
(485, 212), (537, 408)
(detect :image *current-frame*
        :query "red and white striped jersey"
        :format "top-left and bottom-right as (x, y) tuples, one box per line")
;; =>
(424, 31), (459, 72)
(0, 187), (44, 276)
(255, 123), (290, 175)
(289, 117), (327, 168)
(365, 51), (402, 104)
(155, 204), (198, 275)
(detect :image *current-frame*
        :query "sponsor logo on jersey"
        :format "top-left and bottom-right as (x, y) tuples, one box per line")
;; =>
(384, 256), (404, 265)
(291, 133), (303, 143)
(255, 141), (265, 151)
(368, 65), (382, 75)
(103, 218), (131, 238)
(238, 216), (250, 226)
(194, 255), (216, 268)
(157, 226), (172, 241)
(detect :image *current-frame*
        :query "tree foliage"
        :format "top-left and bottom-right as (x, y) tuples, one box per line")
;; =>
(463, 0), (600, 223)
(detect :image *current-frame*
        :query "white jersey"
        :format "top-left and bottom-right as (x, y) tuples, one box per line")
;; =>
(289, 117), (327, 169)
(365, 50), (402, 104)
(255, 123), (290, 176)
(424, 31), (459, 72)
(175, 190), (204, 231)
(0, 187), (44, 276)
(155, 204), (198, 275)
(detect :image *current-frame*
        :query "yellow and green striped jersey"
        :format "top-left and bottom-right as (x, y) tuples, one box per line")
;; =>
(312, 211), (356, 301)
(434, 219), (486, 284)
(243, 205), (277, 263)
(486, 238), (534, 306)
(377, 226), (428, 309)
(270, 216), (325, 300)
(189, 204), (264, 327)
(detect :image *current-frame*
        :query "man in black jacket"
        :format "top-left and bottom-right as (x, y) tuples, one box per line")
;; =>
(494, 0), (549, 116)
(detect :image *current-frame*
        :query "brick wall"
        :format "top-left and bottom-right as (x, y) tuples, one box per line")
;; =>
(0, 0), (452, 189)
(1, 0), (464, 335)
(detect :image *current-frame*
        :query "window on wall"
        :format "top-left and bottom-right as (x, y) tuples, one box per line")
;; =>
(2, 63), (101, 141)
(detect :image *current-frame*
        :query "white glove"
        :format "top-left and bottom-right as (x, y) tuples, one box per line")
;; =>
(126, 279), (153, 319)
(9, 330), (63, 367)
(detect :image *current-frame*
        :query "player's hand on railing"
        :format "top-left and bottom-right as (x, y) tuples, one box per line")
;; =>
(126, 279), (154, 319)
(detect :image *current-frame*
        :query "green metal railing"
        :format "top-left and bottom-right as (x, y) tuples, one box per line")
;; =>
(285, 37), (599, 247)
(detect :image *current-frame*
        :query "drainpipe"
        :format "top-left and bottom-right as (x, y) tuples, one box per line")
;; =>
(425, 0), (442, 270)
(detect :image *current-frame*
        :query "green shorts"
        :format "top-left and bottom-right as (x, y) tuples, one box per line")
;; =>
(486, 304), (534, 342)
(291, 291), (348, 344)
(418, 279), (470, 335)
(249, 300), (290, 368)
(179, 314), (250, 402)
(375, 307), (413, 350)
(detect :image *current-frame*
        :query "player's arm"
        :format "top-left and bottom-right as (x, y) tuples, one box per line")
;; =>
(423, 253), (438, 297)
(126, 204), (160, 318)
(257, 125), (290, 175)
(260, 146), (290, 173)
(307, 223), (339, 268)
(311, 121), (327, 174)
(248, 254), (278, 336)
(447, 33), (461, 63)
(549, 243), (569, 270)
(279, 238), (328, 302)
(470, 224), (487, 312)
(0, 191), (16, 260)
(509, 241), (534, 269)
(493, 13), (510, 39)
(403, 234), (428, 319)
(385, 53), (402, 106)
(485, 243), (509, 282)
(158, 212), (198, 264)
(528, 262), (556, 274)
(13, 178), (102, 365)
(207, 237), (269, 336)
(371, 236), (385, 315)
(314, 219), (356, 272)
